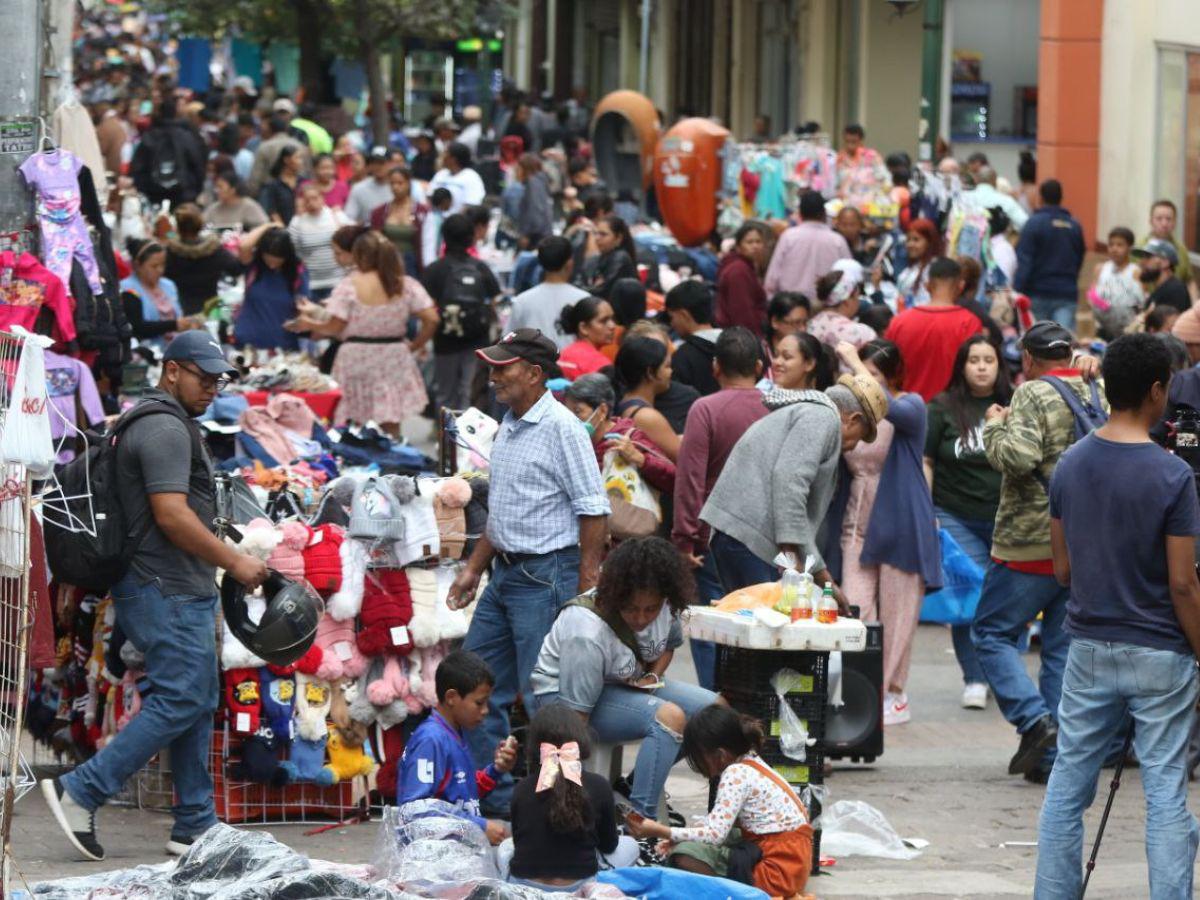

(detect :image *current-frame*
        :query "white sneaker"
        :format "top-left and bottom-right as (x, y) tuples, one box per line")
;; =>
(883, 692), (911, 726)
(961, 682), (989, 710)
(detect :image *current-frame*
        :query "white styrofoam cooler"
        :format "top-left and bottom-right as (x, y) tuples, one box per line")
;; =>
(685, 607), (868, 652)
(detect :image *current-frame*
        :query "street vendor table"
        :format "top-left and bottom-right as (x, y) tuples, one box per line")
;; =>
(687, 609), (869, 875)
(243, 389), (342, 422)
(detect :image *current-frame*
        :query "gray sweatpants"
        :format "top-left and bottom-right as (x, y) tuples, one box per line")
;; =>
(434, 349), (478, 413)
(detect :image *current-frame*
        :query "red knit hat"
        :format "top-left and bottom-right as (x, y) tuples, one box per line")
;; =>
(303, 524), (345, 598)
(356, 568), (414, 657)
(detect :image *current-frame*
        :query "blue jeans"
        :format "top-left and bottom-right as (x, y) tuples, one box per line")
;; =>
(690, 552), (724, 691)
(62, 573), (219, 837)
(1036, 640), (1199, 899)
(537, 679), (718, 816)
(1031, 296), (1077, 331)
(464, 547), (580, 814)
(710, 531), (777, 594)
(934, 507), (991, 685)
(972, 562), (1070, 746)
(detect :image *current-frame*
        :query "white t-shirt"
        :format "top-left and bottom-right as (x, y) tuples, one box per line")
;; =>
(507, 282), (590, 349)
(531, 596), (684, 713)
(430, 167), (487, 213)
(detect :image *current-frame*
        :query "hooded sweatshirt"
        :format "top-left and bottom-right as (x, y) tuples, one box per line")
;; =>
(715, 252), (766, 335)
(165, 236), (243, 316)
(672, 327), (723, 397)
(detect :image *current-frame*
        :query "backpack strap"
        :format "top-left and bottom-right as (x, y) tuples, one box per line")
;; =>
(1041, 375), (1104, 428)
(558, 593), (647, 666)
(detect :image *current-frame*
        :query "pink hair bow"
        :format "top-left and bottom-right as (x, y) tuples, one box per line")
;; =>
(535, 741), (583, 792)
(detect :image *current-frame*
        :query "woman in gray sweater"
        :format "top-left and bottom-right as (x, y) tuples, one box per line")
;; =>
(700, 376), (888, 607)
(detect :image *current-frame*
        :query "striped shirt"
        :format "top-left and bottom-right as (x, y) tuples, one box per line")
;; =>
(487, 389), (610, 554)
(288, 208), (347, 291)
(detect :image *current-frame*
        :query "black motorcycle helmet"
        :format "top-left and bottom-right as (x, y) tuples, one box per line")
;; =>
(221, 569), (323, 668)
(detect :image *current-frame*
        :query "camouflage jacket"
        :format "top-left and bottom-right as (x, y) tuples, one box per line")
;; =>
(983, 374), (1108, 561)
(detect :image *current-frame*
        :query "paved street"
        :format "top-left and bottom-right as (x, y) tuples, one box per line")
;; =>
(12, 624), (1188, 897)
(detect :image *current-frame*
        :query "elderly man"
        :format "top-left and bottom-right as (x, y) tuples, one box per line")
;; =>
(969, 166), (1028, 231)
(448, 328), (609, 815)
(763, 190), (851, 299)
(701, 372), (887, 607)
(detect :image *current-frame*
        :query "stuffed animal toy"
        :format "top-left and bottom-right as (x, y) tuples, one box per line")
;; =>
(115, 670), (142, 732)
(329, 677), (353, 730)
(260, 669), (296, 745)
(356, 568), (414, 657)
(230, 730), (291, 787)
(453, 407), (499, 471)
(328, 537), (369, 621)
(434, 477), (471, 560)
(224, 668), (262, 734)
(267, 521), (310, 581)
(281, 735), (335, 786)
(404, 567), (441, 649)
(314, 613), (368, 681)
(294, 671), (332, 742)
(327, 723), (376, 781)
(303, 524), (345, 597)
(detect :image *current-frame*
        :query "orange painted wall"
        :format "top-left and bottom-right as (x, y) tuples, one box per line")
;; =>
(1038, 0), (1104, 244)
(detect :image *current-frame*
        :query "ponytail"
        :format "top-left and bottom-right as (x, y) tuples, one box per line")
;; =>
(559, 296), (607, 339)
(612, 335), (667, 397)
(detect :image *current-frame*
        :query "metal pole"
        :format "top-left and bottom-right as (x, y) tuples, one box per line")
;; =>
(918, 0), (944, 164)
(0, 0), (42, 235)
(638, 0), (652, 96)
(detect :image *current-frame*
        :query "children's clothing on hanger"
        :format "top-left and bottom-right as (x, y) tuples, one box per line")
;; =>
(0, 251), (77, 344)
(19, 148), (103, 294)
(44, 350), (105, 463)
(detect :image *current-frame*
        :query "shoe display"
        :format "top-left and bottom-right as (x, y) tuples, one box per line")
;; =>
(1008, 714), (1058, 776)
(41, 778), (104, 861)
(883, 692), (911, 726)
(961, 682), (989, 710)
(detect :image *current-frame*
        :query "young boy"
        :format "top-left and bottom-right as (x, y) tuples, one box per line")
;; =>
(1088, 226), (1142, 339)
(1036, 333), (1200, 899)
(397, 650), (517, 845)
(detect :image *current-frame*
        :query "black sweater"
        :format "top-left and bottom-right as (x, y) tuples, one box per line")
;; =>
(165, 237), (243, 315)
(509, 770), (620, 881)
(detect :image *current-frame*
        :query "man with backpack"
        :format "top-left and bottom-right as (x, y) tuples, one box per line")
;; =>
(421, 213), (501, 414)
(129, 99), (207, 207)
(975, 321), (1109, 784)
(41, 331), (267, 862)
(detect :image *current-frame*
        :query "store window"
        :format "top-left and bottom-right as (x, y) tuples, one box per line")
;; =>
(1156, 46), (1200, 254)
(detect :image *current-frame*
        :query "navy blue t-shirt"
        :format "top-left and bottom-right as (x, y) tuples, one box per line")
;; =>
(1049, 434), (1200, 655)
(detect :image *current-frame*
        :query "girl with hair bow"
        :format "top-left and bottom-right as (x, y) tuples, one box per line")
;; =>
(497, 704), (639, 890)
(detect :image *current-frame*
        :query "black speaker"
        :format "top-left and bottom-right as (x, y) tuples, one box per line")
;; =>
(822, 622), (883, 763)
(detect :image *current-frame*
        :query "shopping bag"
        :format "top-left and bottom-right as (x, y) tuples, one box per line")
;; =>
(602, 447), (661, 539)
(920, 527), (984, 625)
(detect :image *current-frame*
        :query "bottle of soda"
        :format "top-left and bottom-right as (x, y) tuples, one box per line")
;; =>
(794, 572), (815, 621)
(817, 582), (839, 624)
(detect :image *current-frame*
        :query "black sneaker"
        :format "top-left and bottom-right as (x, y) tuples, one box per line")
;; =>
(1009, 715), (1058, 776)
(41, 778), (104, 861)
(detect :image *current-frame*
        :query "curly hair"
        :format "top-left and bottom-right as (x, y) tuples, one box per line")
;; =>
(594, 536), (695, 618)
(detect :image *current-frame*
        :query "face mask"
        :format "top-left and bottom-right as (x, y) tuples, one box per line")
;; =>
(1140, 267), (1162, 284)
(581, 407), (602, 436)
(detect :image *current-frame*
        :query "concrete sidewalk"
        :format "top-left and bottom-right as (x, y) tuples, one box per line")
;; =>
(11, 624), (1196, 897)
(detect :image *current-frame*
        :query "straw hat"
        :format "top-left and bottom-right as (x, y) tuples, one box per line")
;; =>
(836, 373), (889, 443)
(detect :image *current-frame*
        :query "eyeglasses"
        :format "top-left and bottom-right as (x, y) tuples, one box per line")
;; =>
(177, 362), (230, 391)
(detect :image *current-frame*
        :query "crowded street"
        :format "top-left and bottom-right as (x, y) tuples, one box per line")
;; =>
(1, 0), (1199, 898)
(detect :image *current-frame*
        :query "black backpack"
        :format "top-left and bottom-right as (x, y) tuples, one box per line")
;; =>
(133, 127), (188, 204)
(436, 258), (493, 343)
(43, 399), (204, 591)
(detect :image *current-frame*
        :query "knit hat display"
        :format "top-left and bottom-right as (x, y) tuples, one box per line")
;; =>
(374, 723), (407, 799)
(392, 481), (441, 567)
(303, 524), (345, 597)
(260, 668), (296, 744)
(435, 564), (470, 641)
(434, 477), (471, 560)
(238, 517), (283, 561)
(464, 476), (489, 556)
(328, 537), (369, 621)
(404, 566), (441, 649)
(356, 568), (415, 657)
(294, 672), (332, 741)
(267, 521), (310, 581)
(224, 668), (262, 734)
(222, 593), (268, 670)
(230, 733), (291, 787)
(314, 613), (368, 681)
(413, 642), (450, 709)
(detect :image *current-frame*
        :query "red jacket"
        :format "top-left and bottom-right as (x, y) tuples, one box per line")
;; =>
(715, 252), (766, 336)
(590, 418), (675, 495)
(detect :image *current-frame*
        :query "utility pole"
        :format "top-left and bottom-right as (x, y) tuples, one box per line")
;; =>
(918, 0), (944, 164)
(0, 0), (42, 235)
(638, 0), (652, 96)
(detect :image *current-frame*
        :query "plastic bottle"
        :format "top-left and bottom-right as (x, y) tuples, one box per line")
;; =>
(817, 582), (839, 624)
(779, 567), (801, 619)
(794, 572), (815, 621)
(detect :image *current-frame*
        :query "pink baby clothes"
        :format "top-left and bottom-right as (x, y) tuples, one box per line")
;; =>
(18, 149), (102, 294)
(0, 251), (77, 344)
(44, 350), (104, 463)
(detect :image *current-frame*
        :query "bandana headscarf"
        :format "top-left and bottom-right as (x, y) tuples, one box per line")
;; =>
(535, 741), (583, 793)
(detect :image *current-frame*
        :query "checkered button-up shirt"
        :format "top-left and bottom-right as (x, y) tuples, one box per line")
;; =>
(486, 389), (610, 554)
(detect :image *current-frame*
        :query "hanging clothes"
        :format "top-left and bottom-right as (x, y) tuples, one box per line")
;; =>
(749, 154), (787, 221)
(51, 104), (107, 204)
(18, 149), (102, 294)
(0, 251), (76, 344)
(44, 350), (105, 463)
(266, 44), (301, 97)
(175, 38), (213, 93)
(231, 39), (263, 84)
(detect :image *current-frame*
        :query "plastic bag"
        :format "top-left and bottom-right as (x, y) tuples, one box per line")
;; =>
(770, 667), (813, 761)
(372, 800), (499, 887)
(817, 800), (922, 860)
(920, 527), (984, 625)
(1, 329), (56, 477)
